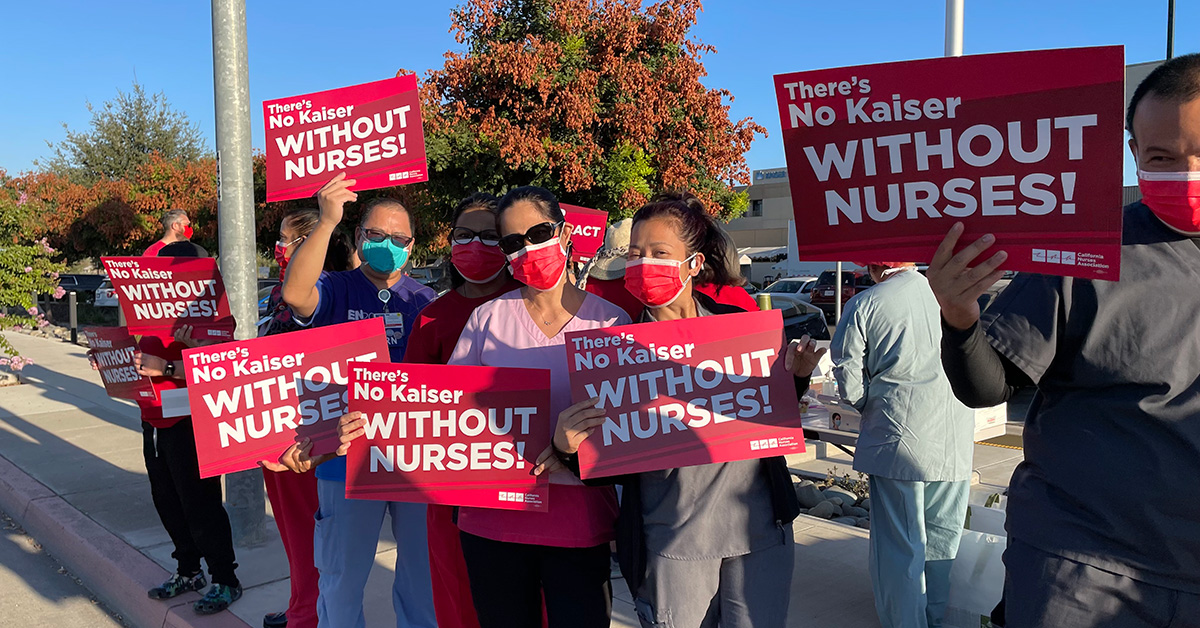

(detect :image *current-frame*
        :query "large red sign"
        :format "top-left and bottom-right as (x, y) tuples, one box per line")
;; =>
(82, 327), (157, 401)
(774, 46), (1125, 280)
(263, 75), (429, 202)
(183, 319), (388, 478)
(101, 257), (235, 341)
(565, 309), (804, 479)
(563, 204), (608, 262)
(345, 363), (552, 511)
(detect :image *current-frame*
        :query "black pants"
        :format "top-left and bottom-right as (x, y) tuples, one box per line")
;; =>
(460, 532), (611, 628)
(1002, 538), (1200, 628)
(142, 419), (239, 587)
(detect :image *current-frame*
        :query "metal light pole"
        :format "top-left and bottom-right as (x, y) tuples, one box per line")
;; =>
(1167, 0), (1176, 59)
(945, 0), (964, 57)
(834, 262), (843, 324)
(212, 0), (266, 546)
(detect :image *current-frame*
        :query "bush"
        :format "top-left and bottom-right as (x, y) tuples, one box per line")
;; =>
(0, 238), (67, 371)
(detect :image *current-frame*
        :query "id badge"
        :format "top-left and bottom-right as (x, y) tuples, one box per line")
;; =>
(383, 312), (404, 329)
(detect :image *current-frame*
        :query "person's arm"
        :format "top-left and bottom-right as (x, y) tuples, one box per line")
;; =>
(830, 303), (868, 409)
(282, 174), (357, 319)
(941, 320), (1031, 408)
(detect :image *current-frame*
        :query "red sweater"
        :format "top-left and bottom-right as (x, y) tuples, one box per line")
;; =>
(134, 335), (187, 428)
(404, 280), (522, 365)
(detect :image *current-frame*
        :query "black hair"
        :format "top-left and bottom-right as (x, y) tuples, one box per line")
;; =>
(325, 227), (357, 272)
(158, 241), (208, 258)
(358, 197), (417, 234)
(496, 186), (565, 224)
(1127, 53), (1200, 139)
(283, 208), (319, 237)
(631, 191), (735, 288)
(449, 192), (500, 289)
(280, 208), (354, 272)
(496, 186), (571, 259)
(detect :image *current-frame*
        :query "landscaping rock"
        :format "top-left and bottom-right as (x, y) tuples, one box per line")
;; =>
(860, 498), (871, 512)
(832, 516), (858, 526)
(794, 481), (825, 509)
(845, 506), (869, 518)
(823, 486), (860, 508)
(855, 518), (871, 530)
(807, 500), (841, 519)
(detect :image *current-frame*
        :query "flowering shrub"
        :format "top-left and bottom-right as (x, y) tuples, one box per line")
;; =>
(0, 235), (65, 371)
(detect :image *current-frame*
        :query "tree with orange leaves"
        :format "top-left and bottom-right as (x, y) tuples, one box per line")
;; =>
(417, 0), (764, 220)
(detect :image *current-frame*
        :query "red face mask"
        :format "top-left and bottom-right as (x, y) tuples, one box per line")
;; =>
(273, 243), (289, 278)
(183, 225), (194, 240)
(506, 238), (567, 291)
(452, 240), (507, 284)
(625, 254), (697, 308)
(1138, 170), (1200, 235)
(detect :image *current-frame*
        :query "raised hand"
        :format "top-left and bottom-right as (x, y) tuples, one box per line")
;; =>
(926, 223), (1007, 330)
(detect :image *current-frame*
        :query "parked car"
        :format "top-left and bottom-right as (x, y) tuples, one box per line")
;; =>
(56, 274), (106, 296)
(810, 270), (874, 321)
(760, 277), (818, 304)
(94, 280), (119, 307)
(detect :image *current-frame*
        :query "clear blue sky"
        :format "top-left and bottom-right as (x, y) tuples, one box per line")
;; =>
(2, 0), (1195, 180)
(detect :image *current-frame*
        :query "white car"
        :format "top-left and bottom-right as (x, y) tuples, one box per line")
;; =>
(760, 277), (819, 305)
(94, 280), (119, 307)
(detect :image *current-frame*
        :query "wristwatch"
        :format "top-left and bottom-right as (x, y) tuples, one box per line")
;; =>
(164, 361), (176, 377)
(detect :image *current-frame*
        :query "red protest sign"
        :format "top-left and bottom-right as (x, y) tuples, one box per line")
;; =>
(82, 327), (157, 401)
(101, 257), (235, 341)
(563, 204), (608, 262)
(345, 363), (552, 511)
(183, 318), (388, 478)
(565, 309), (804, 479)
(263, 75), (428, 202)
(774, 46), (1125, 280)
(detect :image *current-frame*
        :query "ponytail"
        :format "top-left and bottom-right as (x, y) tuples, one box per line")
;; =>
(631, 191), (736, 288)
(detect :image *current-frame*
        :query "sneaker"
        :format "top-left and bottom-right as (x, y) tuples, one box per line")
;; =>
(148, 572), (207, 599)
(263, 611), (288, 628)
(194, 583), (243, 615)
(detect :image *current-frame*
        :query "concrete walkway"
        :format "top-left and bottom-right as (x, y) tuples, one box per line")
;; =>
(0, 330), (1023, 628)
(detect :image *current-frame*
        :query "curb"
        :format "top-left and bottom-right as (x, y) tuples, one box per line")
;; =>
(0, 453), (251, 628)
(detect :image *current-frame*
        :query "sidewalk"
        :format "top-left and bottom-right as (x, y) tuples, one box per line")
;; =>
(0, 331), (1023, 628)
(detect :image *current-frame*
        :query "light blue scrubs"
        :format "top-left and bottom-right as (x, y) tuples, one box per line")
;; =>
(831, 269), (974, 628)
(315, 479), (435, 628)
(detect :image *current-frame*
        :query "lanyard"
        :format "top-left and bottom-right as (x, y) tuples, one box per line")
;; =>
(377, 289), (392, 314)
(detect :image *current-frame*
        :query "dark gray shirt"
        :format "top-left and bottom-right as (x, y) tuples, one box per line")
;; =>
(638, 301), (784, 559)
(982, 203), (1200, 592)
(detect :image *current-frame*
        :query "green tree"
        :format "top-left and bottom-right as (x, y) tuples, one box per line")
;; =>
(39, 82), (209, 184)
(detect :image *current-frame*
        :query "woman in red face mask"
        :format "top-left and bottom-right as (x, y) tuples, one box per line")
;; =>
(401, 193), (519, 628)
(258, 207), (357, 628)
(553, 192), (826, 628)
(442, 186), (630, 628)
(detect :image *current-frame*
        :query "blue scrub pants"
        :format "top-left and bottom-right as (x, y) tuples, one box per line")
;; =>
(867, 476), (969, 628)
(314, 479), (436, 628)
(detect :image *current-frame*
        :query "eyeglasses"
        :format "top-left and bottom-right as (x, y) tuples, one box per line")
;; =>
(360, 228), (414, 248)
(451, 227), (501, 247)
(276, 235), (305, 248)
(497, 221), (563, 255)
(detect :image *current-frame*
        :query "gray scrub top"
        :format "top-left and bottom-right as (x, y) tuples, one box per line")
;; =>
(831, 269), (974, 482)
(638, 301), (784, 560)
(983, 203), (1200, 593)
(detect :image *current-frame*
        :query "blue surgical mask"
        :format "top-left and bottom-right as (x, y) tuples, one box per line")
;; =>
(360, 239), (410, 273)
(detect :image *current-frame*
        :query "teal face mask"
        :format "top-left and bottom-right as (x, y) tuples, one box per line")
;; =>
(360, 239), (410, 273)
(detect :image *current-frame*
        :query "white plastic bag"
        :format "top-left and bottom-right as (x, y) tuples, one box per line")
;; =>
(943, 528), (1005, 628)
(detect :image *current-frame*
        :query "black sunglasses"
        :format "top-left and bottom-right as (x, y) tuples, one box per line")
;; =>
(360, 227), (414, 248)
(451, 227), (501, 247)
(497, 221), (563, 255)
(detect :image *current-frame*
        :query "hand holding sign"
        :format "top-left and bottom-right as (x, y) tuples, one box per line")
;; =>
(784, 335), (828, 378)
(927, 223), (1009, 331)
(552, 397), (607, 456)
(336, 411), (367, 456)
(134, 351), (170, 378)
(317, 173), (358, 227)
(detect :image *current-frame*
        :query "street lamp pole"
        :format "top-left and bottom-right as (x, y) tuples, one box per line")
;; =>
(211, 0), (266, 546)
